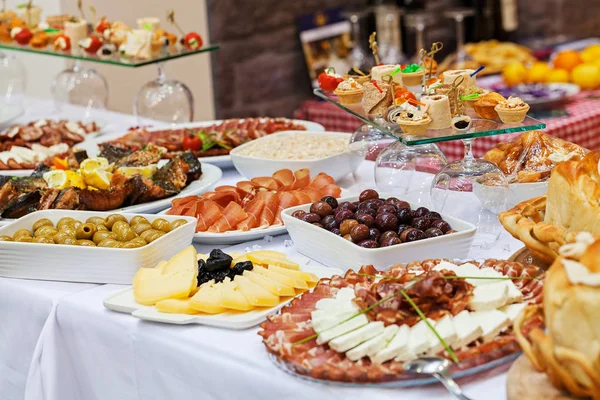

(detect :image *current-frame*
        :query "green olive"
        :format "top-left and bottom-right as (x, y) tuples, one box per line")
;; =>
(121, 239), (145, 248)
(132, 223), (152, 235)
(71, 221), (82, 231)
(76, 239), (96, 246)
(140, 229), (165, 243)
(151, 218), (171, 233)
(56, 235), (77, 245)
(0, 235), (13, 241)
(130, 216), (150, 226)
(33, 236), (54, 244)
(57, 217), (76, 230)
(53, 232), (70, 244)
(59, 225), (77, 237)
(97, 238), (121, 248)
(170, 219), (188, 230)
(86, 216), (106, 226)
(32, 218), (54, 231)
(14, 236), (33, 242)
(34, 226), (58, 237)
(113, 221), (135, 242)
(13, 229), (32, 239)
(96, 224), (108, 232)
(76, 223), (97, 240)
(105, 214), (127, 229)
(92, 230), (117, 244)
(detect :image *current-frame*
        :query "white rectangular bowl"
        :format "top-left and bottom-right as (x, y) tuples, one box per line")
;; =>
(230, 131), (360, 181)
(0, 210), (196, 284)
(281, 196), (477, 271)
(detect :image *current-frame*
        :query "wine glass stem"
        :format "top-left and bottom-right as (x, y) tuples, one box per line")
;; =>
(416, 24), (425, 55)
(72, 60), (82, 72)
(463, 138), (474, 161)
(156, 63), (166, 84)
(455, 16), (465, 59)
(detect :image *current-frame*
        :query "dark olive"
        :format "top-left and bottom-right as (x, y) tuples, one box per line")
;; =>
(381, 237), (402, 247)
(371, 199), (385, 209)
(378, 204), (397, 214)
(320, 196), (338, 209)
(292, 210), (307, 219)
(351, 201), (361, 209)
(301, 213), (321, 223)
(376, 213), (399, 232)
(343, 234), (353, 242)
(402, 228), (427, 242)
(350, 224), (370, 242)
(446, 229), (458, 234)
(339, 219), (359, 236)
(337, 201), (356, 212)
(359, 189), (379, 203)
(357, 239), (378, 248)
(412, 207), (430, 218)
(312, 223), (324, 229)
(310, 201), (333, 217)
(335, 209), (354, 224)
(358, 200), (377, 211)
(356, 208), (377, 218)
(331, 228), (342, 236)
(412, 217), (432, 231)
(400, 227), (419, 242)
(379, 230), (398, 245)
(321, 215), (338, 230)
(398, 224), (411, 235)
(397, 208), (412, 224)
(367, 227), (380, 242)
(356, 213), (375, 228)
(386, 198), (410, 210)
(425, 228), (444, 237)
(426, 211), (442, 220)
(431, 219), (452, 233)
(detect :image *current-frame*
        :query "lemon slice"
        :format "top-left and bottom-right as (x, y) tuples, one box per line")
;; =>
(80, 157), (110, 177)
(117, 165), (158, 179)
(43, 170), (68, 190)
(83, 169), (112, 190)
(65, 170), (86, 189)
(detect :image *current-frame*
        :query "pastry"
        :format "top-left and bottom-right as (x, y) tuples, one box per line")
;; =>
(137, 17), (160, 32)
(362, 81), (392, 116)
(154, 29), (177, 48)
(452, 115), (472, 131)
(421, 95), (452, 129)
(106, 21), (130, 47)
(0, 10), (17, 22)
(0, 23), (11, 42)
(64, 19), (88, 51)
(344, 68), (370, 85)
(123, 29), (153, 59)
(53, 34), (71, 51)
(29, 31), (49, 49)
(442, 69), (477, 91)
(370, 64), (403, 85)
(46, 14), (71, 30)
(420, 56), (437, 75)
(473, 92), (506, 119)
(495, 96), (530, 124)
(400, 64), (425, 86)
(396, 110), (431, 135)
(19, 6), (41, 28)
(430, 84), (463, 116)
(333, 78), (364, 106)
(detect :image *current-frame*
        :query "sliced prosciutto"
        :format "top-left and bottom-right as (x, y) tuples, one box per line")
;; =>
(207, 202), (248, 232)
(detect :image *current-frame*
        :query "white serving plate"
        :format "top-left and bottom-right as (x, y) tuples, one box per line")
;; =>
(103, 263), (343, 329)
(0, 104), (24, 128)
(157, 208), (287, 244)
(282, 196), (477, 271)
(0, 210), (196, 284)
(507, 181), (548, 209)
(230, 131), (357, 181)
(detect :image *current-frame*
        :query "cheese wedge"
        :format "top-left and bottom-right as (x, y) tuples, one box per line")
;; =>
(469, 282), (509, 311)
(329, 321), (385, 353)
(470, 310), (511, 342)
(316, 314), (369, 345)
(346, 324), (399, 361)
(500, 303), (526, 322)
(268, 265), (319, 283)
(246, 250), (287, 260)
(312, 311), (356, 332)
(220, 279), (253, 311)
(189, 280), (227, 314)
(231, 254), (249, 265)
(427, 315), (457, 355)
(372, 324), (410, 364)
(233, 275), (279, 307)
(155, 298), (199, 315)
(247, 252), (299, 270)
(254, 265), (307, 289)
(451, 310), (483, 349)
(395, 320), (432, 361)
(243, 270), (295, 296)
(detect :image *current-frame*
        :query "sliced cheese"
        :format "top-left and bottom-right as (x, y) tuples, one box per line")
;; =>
(335, 287), (357, 301)
(469, 282), (508, 311)
(268, 265), (319, 283)
(395, 320), (432, 362)
(253, 265), (303, 288)
(346, 324), (399, 361)
(433, 260), (458, 272)
(189, 280), (227, 314)
(233, 275), (280, 307)
(316, 314), (369, 345)
(328, 322), (385, 353)
(427, 315), (457, 355)
(371, 324), (410, 364)
(470, 310), (511, 342)
(155, 298), (199, 315)
(505, 281), (524, 305)
(451, 310), (483, 349)
(243, 270), (295, 296)
(314, 298), (357, 312)
(220, 279), (253, 311)
(311, 310), (357, 332)
(247, 252), (300, 270)
(500, 303), (526, 322)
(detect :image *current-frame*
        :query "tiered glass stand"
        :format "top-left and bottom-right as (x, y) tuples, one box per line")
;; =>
(0, 42), (219, 123)
(314, 88), (547, 247)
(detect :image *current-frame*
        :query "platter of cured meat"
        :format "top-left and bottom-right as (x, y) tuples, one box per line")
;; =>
(261, 258), (544, 386)
(97, 118), (325, 168)
(162, 169), (343, 244)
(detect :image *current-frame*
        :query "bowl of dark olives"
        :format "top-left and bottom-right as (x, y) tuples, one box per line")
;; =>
(281, 190), (477, 271)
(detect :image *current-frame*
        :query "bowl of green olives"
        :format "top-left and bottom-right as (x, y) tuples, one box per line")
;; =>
(0, 210), (196, 284)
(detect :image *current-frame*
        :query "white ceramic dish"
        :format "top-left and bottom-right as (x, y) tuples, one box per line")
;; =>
(507, 181), (548, 209)
(0, 210), (196, 284)
(0, 163), (222, 225)
(157, 208), (288, 244)
(282, 196), (477, 271)
(103, 263), (343, 329)
(0, 104), (24, 128)
(230, 131), (357, 181)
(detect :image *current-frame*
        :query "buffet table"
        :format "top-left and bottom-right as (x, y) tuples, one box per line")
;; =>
(2, 98), (523, 400)
(294, 89), (600, 160)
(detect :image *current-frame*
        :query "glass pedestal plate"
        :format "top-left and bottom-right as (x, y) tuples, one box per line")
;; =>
(314, 88), (546, 246)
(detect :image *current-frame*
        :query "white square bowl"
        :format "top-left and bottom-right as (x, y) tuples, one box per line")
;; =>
(0, 210), (196, 284)
(281, 196), (477, 271)
(507, 181), (548, 209)
(229, 131), (360, 181)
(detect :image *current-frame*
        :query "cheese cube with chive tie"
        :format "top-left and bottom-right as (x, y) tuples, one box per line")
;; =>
(328, 321), (385, 353)
(315, 314), (369, 345)
(346, 324), (399, 362)
(470, 310), (511, 342)
(469, 282), (509, 311)
(451, 311), (483, 350)
(371, 324), (410, 364)
(427, 315), (457, 355)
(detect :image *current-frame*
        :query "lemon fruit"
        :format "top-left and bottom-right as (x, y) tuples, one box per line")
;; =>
(117, 165), (158, 179)
(43, 170), (68, 190)
(527, 62), (551, 83)
(502, 62), (527, 86)
(581, 44), (600, 63)
(571, 63), (600, 89)
(546, 68), (570, 83)
(83, 169), (112, 190)
(80, 157), (111, 176)
(65, 170), (86, 189)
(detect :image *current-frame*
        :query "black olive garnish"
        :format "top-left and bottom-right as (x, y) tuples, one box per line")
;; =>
(205, 249), (233, 272)
(454, 120), (469, 129)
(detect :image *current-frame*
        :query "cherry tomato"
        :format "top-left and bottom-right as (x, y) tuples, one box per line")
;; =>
(79, 36), (103, 54)
(53, 34), (71, 51)
(14, 28), (32, 45)
(184, 32), (203, 50)
(394, 90), (417, 104)
(95, 17), (111, 35)
(317, 68), (343, 92)
(182, 134), (202, 151)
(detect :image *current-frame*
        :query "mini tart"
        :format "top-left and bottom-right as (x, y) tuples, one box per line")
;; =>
(334, 86), (364, 105)
(396, 111), (431, 135)
(495, 100), (530, 124)
(473, 92), (506, 120)
(401, 70), (425, 86)
(343, 74), (370, 85)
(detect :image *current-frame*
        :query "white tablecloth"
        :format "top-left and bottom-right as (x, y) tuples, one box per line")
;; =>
(1, 97), (523, 400)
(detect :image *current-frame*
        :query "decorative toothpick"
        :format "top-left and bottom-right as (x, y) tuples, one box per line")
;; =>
(2, 0), (7, 13)
(426, 42), (443, 78)
(167, 9), (185, 36)
(25, 0), (32, 27)
(77, 0), (86, 21)
(369, 32), (380, 65)
(451, 75), (466, 116)
(89, 5), (97, 26)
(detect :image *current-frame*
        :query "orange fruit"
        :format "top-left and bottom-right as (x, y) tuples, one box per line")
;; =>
(546, 68), (570, 83)
(571, 63), (600, 89)
(527, 62), (551, 83)
(553, 50), (582, 72)
(502, 62), (527, 86)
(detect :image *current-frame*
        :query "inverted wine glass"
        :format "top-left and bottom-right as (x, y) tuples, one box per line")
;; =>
(441, 8), (478, 70)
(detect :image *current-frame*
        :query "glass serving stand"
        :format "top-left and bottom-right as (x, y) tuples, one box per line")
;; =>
(315, 88), (546, 246)
(0, 50), (26, 106)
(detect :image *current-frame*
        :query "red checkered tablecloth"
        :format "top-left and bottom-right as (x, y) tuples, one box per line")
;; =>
(294, 90), (600, 161)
